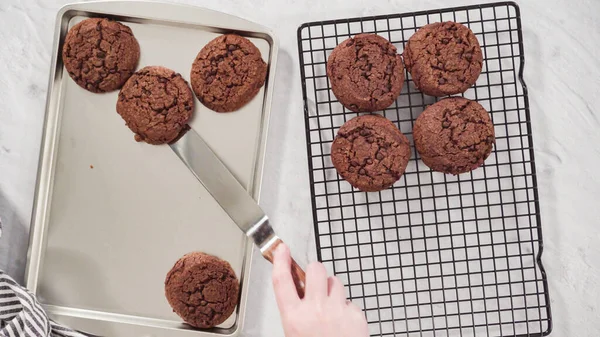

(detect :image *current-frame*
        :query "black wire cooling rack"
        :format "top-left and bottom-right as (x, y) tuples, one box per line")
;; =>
(297, 2), (552, 337)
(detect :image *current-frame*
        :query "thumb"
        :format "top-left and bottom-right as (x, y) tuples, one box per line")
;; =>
(271, 243), (300, 313)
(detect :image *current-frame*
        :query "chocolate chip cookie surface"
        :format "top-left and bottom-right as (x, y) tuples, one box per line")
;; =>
(62, 18), (140, 93)
(331, 114), (411, 192)
(403, 22), (483, 97)
(327, 34), (405, 112)
(190, 34), (267, 112)
(165, 252), (239, 329)
(116, 66), (194, 145)
(413, 97), (495, 174)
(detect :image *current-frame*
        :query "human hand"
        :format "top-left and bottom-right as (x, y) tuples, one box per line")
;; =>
(271, 244), (369, 337)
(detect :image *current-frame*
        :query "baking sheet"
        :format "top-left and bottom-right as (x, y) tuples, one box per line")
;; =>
(25, 1), (278, 336)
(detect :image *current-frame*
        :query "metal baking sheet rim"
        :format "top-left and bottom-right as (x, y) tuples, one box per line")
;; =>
(24, 1), (280, 336)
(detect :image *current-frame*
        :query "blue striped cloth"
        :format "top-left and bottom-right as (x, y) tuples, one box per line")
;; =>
(0, 217), (84, 337)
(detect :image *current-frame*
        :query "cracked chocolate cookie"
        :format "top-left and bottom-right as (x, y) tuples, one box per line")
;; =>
(331, 114), (411, 192)
(403, 22), (483, 97)
(413, 97), (495, 175)
(327, 34), (405, 112)
(165, 252), (239, 329)
(116, 66), (194, 145)
(190, 34), (267, 112)
(62, 18), (140, 93)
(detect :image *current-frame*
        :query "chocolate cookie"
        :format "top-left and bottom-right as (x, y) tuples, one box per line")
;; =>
(116, 66), (194, 145)
(165, 252), (239, 329)
(327, 34), (405, 112)
(62, 18), (140, 93)
(190, 34), (267, 112)
(403, 22), (483, 97)
(413, 97), (495, 175)
(331, 114), (411, 192)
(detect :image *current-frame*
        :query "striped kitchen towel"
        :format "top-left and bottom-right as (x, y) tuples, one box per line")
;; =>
(0, 218), (84, 337)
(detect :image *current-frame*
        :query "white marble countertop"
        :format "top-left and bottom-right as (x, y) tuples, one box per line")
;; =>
(0, 0), (599, 336)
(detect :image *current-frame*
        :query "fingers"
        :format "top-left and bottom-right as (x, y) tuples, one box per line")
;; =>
(272, 243), (300, 312)
(346, 300), (363, 312)
(347, 302), (369, 334)
(327, 276), (346, 302)
(305, 261), (328, 301)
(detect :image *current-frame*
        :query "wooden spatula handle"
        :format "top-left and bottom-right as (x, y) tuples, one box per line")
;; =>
(263, 238), (306, 298)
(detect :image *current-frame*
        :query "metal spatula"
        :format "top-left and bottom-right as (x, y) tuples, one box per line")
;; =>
(170, 129), (306, 297)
